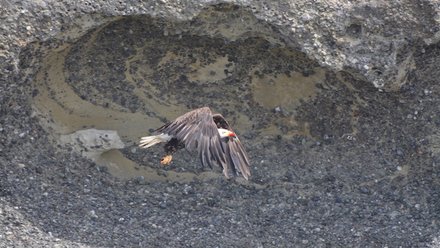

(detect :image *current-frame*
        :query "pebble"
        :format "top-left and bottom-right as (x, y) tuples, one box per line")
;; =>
(89, 210), (98, 219)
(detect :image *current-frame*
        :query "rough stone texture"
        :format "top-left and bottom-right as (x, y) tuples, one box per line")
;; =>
(1, 1), (440, 248)
(60, 129), (125, 159)
(1, 0), (440, 89)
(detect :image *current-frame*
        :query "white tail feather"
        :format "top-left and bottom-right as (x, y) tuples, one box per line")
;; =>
(139, 133), (172, 148)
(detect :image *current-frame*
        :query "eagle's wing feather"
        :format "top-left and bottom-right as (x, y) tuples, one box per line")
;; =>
(221, 137), (251, 180)
(229, 139), (251, 179)
(214, 114), (251, 180)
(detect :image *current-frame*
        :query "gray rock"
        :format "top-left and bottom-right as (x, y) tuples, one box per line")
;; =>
(60, 129), (125, 158)
(1, 1), (440, 247)
(1, 0), (440, 90)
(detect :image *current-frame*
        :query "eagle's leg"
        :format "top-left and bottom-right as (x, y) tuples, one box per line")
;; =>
(161, 138), (183, 166)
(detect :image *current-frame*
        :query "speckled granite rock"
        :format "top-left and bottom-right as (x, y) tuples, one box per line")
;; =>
(1, 1), (440, 247)
(2, 0), (440, 90)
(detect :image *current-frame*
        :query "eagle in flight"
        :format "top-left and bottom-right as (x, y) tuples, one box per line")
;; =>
(139, 107), (251, 180)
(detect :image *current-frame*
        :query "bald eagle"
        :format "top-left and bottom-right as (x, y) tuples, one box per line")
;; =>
(139, 107), (251, 180)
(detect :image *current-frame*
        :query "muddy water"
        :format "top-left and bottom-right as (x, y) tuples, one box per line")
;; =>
(32, 16), (327, 182)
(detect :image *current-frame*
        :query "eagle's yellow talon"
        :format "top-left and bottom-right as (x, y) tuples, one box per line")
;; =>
(160, 155), (173, 165)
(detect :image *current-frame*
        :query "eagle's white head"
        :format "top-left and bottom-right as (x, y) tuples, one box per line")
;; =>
(218, 128), (236, 139)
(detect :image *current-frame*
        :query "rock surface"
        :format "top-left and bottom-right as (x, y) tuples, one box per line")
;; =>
(1, 1), (440, 247)
(60, 129), (125, 159)
(2, 0), (440, 89)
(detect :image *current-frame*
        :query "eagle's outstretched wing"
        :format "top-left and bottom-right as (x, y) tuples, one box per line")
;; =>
(156, 107), (250, 180)
(213, 114), (251, 180)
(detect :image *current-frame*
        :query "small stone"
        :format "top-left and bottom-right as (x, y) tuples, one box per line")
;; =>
(359, 187), (370, 194)
(135, 176), (145, 184)
(89, 210), (98, 219)
(389, 211), (399, 219)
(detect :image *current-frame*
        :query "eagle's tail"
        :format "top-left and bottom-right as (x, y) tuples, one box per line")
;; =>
(139, 133), (172, 148)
